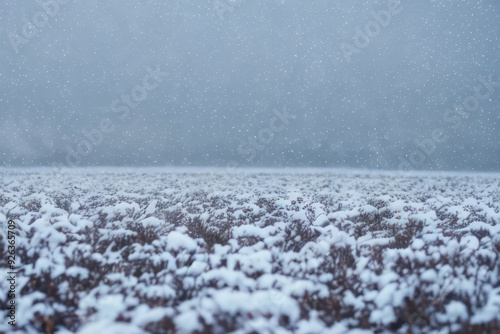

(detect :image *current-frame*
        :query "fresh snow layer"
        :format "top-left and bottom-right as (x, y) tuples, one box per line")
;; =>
(0, 167), (499, 333)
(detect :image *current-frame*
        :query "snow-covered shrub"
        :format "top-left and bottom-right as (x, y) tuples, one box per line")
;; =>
(0, 169), (499, 333)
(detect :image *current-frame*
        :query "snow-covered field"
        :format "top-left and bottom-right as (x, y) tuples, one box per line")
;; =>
(1, 168), (500, 334)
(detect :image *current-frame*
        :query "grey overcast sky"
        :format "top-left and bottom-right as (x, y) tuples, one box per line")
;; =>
(0, 0), (499, 170)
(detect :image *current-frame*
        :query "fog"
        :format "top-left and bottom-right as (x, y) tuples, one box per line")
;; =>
(1, 0), (499, 171)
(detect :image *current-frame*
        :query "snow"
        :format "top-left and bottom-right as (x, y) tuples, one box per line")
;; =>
(166, 231), (197, 252)
(374, 283), (398, 307)
(78, 320), (145, 334)
(138, 216), (163, 227)
(0, 168), (499, 333)
(444, 301), (469, 323)
(421, 269), (438, 281)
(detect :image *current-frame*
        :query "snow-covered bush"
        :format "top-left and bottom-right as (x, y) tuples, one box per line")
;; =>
(0, 168), (499, 333)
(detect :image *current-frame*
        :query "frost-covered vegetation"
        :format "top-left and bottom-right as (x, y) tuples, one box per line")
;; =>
(1, 168), (500, 334)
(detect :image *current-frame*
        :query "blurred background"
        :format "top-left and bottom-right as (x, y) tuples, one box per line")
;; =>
(0, 0), (499, 170)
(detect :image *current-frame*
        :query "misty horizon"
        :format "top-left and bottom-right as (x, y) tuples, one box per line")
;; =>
(1, 0), (499, 171)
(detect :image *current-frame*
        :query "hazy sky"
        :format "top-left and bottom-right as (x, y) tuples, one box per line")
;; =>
(1, 0), (499, 171)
